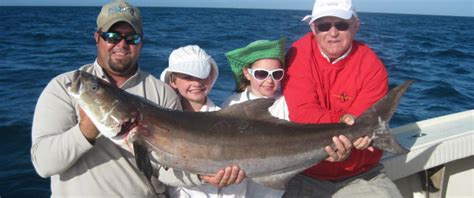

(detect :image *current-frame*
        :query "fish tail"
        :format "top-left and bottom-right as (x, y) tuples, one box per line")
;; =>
(355, 80), (414, 154)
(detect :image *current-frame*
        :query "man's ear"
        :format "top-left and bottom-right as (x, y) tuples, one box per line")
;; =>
(309, 22), (318, 36)
(94, 32), (100, 44)
(352, 19), (360, 34)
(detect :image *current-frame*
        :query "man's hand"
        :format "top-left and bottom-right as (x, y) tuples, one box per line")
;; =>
(325, 135), (352, 162)
(353, 136), (374, 152)
(79, 108), (99, 143)
(341, 113), (374, 151)
(324, 114), (357, 162)
(325, 114), (374, 162)
(199, 165), (245, 188)
(340, 113), (356, 125)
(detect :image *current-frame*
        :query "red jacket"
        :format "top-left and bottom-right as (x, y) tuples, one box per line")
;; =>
(283, 33), (388, 180)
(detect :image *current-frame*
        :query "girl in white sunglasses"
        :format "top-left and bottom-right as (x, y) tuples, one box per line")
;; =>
(221, 38), (288, 197)
(222, 38), (289, 122)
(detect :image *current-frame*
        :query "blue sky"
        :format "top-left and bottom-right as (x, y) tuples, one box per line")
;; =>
(1, 0), (473, 17)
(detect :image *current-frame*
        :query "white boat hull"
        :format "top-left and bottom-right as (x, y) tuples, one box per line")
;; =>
(382, 110), (474, 197)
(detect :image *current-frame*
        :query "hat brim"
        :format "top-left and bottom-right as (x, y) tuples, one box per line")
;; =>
(225, 38), (286, 83)
(160, 68), (173, 85)
(160, 59), (219, 89)
(302, 9), (354, 24)
(98, 17), (142, 34)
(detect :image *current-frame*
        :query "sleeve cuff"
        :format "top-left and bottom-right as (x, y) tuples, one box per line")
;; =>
(190, 174), (205, 185)
(71, 124), (95, 151)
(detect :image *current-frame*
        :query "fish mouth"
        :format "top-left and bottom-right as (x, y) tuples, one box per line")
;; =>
(114, 112), (140, 139)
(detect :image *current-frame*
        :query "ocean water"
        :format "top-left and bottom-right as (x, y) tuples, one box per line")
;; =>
(0, 6), (473, 197)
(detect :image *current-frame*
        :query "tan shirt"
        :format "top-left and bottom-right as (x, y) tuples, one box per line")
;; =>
(31, 61), (202, 197)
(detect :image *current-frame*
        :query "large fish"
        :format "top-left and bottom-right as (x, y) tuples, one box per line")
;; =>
(66, 70), (412, 189)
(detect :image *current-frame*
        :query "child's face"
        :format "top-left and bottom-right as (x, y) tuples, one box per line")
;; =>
(243, 58), (283, 97)
(170, 73), (212, 104)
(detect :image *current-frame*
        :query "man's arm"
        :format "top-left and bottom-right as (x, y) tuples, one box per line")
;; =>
(31, 76), (93, 177)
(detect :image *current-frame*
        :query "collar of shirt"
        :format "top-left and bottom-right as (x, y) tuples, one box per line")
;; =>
(92, 59), (142, 89)
(319, 44), (353, 64)
(199, 98), (220, 112)
(244, 88), (282, 101)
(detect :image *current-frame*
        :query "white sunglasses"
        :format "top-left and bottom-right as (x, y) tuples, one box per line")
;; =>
(247, 68), (285, 81)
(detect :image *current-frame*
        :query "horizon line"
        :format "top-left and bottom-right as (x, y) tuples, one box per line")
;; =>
(0, 5), (472, 18)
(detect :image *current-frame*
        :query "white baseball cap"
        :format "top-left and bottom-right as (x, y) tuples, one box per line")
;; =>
(302, 0), (357, 24)
(160, 45), (219, 87)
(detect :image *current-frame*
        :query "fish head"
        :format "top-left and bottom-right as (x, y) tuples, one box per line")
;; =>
(66, 70), (139, 148)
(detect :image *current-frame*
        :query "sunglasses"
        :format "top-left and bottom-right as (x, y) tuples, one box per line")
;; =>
(247, 68), (285, 81)
(315, 21), (350, 32)
(99, 31), (142, 45)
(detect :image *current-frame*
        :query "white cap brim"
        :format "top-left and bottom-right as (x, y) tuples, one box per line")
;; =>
(160, 45), (219, 89)
(302, 9), (354, 24)
(160, 59), (211, 84)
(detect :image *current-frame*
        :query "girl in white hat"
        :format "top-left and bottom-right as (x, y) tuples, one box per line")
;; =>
(160, 45), (220, 112)
(161, 45), (248, 197)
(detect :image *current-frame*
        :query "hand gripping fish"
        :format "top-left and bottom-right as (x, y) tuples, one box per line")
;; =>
(66, 70), (412, 189)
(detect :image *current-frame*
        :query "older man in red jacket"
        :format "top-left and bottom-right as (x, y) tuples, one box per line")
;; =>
(282, 0), (402, 197)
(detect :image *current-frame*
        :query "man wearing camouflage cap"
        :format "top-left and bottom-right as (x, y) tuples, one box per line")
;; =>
(31, 1), (243, 197)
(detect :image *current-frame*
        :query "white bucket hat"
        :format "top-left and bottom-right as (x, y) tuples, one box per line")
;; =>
(302, 0), (357, 24)
(160, 45), (219, 88)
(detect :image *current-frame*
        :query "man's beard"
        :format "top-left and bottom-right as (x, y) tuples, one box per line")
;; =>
(109, 57), (135, 74)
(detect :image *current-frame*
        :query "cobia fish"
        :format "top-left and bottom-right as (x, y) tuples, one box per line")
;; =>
(66, 70), (412, 189)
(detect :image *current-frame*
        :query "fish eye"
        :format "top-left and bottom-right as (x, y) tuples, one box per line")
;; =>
(91, 82), (99, 92)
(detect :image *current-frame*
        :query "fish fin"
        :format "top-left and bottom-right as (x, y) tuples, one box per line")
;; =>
(372, 129), (409, 154)
(251, 169), (303, 190)
(133, 141), (153, 181)
(356, 80), (414, 155)
(218, 98), (277, 121)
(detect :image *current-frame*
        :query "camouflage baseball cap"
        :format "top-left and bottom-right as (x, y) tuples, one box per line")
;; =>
(96, 0), (143, 34)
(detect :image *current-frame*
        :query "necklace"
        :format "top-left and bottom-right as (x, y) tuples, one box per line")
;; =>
(246, 89), (252, 101)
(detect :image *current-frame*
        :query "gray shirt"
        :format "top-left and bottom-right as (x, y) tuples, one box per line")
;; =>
(31, 61), (202, 197)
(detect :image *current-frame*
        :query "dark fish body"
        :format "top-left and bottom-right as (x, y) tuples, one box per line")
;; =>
(67, 70), (412, 189)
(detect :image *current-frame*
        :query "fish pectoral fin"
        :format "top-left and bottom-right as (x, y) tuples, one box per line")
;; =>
(133, 141), (153, 181)
(251, 169), (302, 190)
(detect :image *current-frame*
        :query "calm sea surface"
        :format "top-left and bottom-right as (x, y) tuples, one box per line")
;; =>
(0, 6), (473, 197)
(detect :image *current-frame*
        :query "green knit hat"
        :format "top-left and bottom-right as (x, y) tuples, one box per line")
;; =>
(225, 37), (286, 83)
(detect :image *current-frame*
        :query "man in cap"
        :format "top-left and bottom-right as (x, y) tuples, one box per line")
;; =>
(31, 0), (243, 197)
(282, 0), (402, 197)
